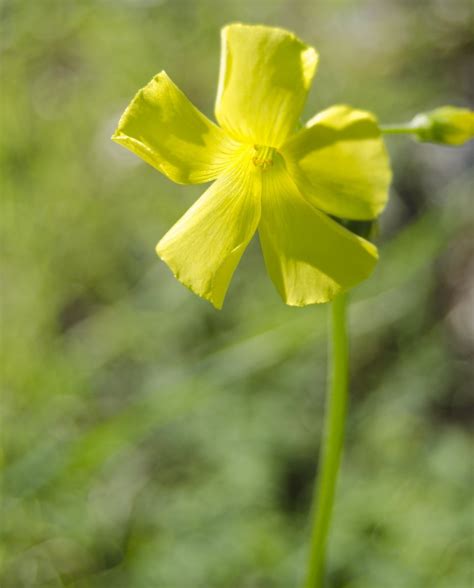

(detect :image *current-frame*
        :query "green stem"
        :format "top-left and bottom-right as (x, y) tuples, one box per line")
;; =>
(303, 293), (349, 588)
(380, 123), (416, 135)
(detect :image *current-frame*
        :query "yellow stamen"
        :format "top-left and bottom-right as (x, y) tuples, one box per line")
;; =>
(252, 145), (275, 170)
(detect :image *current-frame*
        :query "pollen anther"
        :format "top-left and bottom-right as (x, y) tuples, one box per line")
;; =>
(252, 145), (275, 170)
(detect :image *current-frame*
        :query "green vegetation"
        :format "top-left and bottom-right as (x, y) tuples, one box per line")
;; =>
(1, 1), (473, 586)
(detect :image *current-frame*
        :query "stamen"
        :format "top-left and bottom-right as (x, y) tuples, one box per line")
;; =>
(252, 145), (275, 170)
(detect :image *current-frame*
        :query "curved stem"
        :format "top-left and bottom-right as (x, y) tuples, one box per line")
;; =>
(303, 293), (349, 588)
(380, 123), (416, 135)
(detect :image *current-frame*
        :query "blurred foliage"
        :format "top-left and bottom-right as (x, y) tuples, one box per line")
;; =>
(1, 1), (473, 587)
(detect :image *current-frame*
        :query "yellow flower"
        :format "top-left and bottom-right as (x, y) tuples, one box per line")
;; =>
(113, 24), (391, 309)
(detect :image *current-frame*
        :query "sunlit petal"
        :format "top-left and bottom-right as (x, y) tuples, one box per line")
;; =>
(282, 106), (392, 220)
(259, 153), (378, 306)
(156, 148), (261, 308)
(215, 23), (318, 147)
(113, 71), (234, 184)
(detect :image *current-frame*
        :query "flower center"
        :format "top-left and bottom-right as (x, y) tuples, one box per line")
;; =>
(252, 145), (275, 170)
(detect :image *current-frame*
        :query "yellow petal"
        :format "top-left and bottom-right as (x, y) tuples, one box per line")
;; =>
(259, 153), (378, 306)
(215, 23), (318, 148)
(281, 105), (392, 220)
(112, 71), (234, 184)
(156, 148), (261, 309)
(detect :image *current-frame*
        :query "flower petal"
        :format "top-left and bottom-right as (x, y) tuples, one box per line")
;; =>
(156, 149), (261, 309)
(113, 71), (234, 184)
(259, 154), (378, 306)
(215, 23), (318, 148)
(281, 106), (392, 220)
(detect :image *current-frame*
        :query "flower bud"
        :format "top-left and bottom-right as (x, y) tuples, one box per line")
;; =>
(411, 106), (474, 146)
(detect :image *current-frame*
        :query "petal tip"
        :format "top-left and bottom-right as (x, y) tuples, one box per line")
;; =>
(111, 131), (124, 143)
(152, 70), (169, 84)
(156, 242), (225, 310)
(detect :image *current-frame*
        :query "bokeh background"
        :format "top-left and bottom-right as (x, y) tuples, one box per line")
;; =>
(1, 0), (473, 587)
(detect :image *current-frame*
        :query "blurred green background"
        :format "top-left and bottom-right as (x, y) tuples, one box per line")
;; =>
(1, 0), (473, 587)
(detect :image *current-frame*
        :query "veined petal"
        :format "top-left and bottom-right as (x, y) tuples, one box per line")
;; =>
(156, 148), (261, 309)
(215, 23), (318, 148)
(259, 153), (378, 306)
(113, 71), (234, 184)
(281, 106), (392, 220)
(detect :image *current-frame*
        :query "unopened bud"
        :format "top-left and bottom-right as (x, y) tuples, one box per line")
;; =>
(411, 106), (473, 146)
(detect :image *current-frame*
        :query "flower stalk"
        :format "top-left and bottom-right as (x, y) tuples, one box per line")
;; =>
(380, 123), (417, 135)
(303, 292), (349, 588)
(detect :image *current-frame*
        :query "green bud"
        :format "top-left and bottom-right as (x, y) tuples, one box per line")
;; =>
(411, 106), (474, 146)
